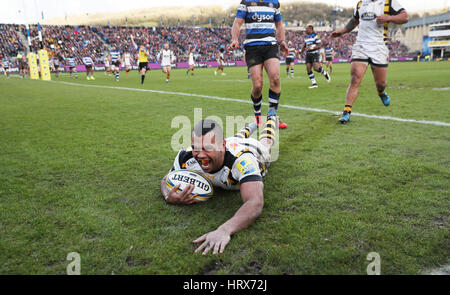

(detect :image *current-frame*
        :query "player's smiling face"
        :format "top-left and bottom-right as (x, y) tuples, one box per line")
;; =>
(191, 132), (225, 173)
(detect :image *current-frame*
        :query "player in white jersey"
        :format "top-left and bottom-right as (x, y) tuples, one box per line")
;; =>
(159, 43), (174, 83)
(214, 48), (226, 76)
(104, 54), (111, 76)
(2, 57), (10, 79)
(319, 47), (325, 68)
(82, 50), (95, 80)
(65, 54), (78, 79)
(161, 117), (279, 255)
(285, 41), (297, 78)
(186, 46), (195, 76)
(122, 50), (132, 77)
(331, 0), (408, 124)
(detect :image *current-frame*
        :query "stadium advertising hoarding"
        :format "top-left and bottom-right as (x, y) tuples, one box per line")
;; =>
(0, 57), (428, 74)
(428, 40), (450, 47)
(53, 57), (417, 73)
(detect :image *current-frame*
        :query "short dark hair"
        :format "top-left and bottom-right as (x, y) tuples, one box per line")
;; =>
(192, 119), (224, 142)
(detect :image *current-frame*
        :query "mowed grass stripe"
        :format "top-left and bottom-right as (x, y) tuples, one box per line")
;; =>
(44, 79), (450, 127)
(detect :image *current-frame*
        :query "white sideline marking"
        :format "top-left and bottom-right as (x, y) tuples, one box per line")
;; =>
(47, 80), (450, 127)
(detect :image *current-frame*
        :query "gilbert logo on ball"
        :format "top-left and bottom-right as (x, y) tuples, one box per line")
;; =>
(166, 170), (214, 201)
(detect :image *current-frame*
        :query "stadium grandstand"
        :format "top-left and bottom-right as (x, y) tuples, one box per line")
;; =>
(0, 24), (26, 57)
(22, 24), (108, 65)
(0, 23), (414, 71)
(402, 11), (450, 54)
(427, 22), (450, 59)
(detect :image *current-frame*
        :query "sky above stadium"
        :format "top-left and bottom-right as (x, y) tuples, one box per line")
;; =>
(1, 0), (447, 24)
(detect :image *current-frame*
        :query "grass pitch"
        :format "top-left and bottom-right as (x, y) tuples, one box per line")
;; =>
(0, 62), (449, 274)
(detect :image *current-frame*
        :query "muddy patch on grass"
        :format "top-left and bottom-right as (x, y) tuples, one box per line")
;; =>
(421, 261), (450, 275)
(198, 260), (228, 275)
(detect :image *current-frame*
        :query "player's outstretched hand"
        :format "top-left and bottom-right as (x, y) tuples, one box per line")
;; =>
(193, 228), (231, 255)
(166, 184), (198, 205)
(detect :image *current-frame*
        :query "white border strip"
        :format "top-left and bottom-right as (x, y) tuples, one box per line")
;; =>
(47, 80), (450, 127)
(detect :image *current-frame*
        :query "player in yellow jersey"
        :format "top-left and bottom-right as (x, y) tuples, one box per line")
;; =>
(131, 35), (150, 85)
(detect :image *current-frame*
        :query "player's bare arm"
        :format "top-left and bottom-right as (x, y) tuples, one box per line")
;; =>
(230, 17), (244, 49)
(193, 181), (264, 255)
(275, 21), (288, 56)
(377, 9), (408, 24)
(299, 43), (306, 57)
(331, 17), (359, 38)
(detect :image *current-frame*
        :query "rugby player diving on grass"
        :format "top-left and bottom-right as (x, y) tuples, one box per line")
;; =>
(160, 118), (279, 255)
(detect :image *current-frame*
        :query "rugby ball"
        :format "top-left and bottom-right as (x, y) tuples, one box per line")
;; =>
(166, 170), (214, 201)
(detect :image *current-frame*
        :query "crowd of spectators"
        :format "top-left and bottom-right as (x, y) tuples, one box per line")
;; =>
(159, 27), (233, 62)
(93, 26), (235, 63)
(1, 23), (412, 65)
(93, 26), (164, 63)
(0, 24), (26, 58)
(389, 40), (409, 57)
(21, 25), (108, 65)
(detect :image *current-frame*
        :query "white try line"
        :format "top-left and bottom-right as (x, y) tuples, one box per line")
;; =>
(47, 80), (450, 127)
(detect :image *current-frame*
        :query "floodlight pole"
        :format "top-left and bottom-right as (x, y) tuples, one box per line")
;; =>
(333, 8), (337, 31)
(333, 7), (343, 31)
